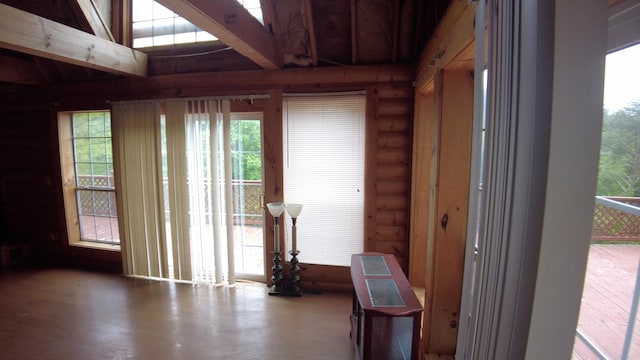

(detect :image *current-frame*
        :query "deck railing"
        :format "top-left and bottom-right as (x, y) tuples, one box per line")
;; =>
(592, 196), (640, 242)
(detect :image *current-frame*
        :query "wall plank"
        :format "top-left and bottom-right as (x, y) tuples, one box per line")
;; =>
(263, 89), (284, 286)
(426, 69), (473, 355)
(409, 91), (435, 287)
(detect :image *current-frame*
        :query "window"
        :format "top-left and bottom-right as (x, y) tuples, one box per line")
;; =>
(58, 111), (120, 249)
(132, 0), (264, 48)
(283, 94), (365, 266)
(132, 0), (217, 48)
(237, 0), (264, 24)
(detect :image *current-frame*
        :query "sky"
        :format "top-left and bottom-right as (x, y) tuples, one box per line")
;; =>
(603, 43), (640, 112)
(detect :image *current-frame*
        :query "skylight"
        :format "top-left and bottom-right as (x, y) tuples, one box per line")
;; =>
(132, 0), (264, 48)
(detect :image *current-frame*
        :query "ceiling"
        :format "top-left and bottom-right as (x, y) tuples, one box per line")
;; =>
(0, 0), (450, 86)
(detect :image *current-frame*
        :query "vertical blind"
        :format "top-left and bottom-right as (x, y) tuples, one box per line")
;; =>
(457, 0), (555, 357)
(112, 99), (239, 285)
(283, 94), (365, 266)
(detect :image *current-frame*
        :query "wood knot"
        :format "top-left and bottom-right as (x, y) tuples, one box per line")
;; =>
(441, 213), (448, 230)
(224, 13), (237, 24)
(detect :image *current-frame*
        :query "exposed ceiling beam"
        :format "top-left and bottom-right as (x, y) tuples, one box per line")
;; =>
(261, 0), (278, 37)
(391, 0), (400, 62)
(156, 0), (282, 70)
(351, 0), (357, 64)
(0, 3), (147, 77)
(71, 0), (116, 41)
(0, 55), (47, 85)
(415, 0), (476, 92)
(302, 0), (318, 65)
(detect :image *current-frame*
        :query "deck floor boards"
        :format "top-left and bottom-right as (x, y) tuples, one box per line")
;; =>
(573, 244), (640, 359)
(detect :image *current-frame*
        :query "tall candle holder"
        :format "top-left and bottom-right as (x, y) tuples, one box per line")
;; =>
(267, 202), (285, 296)
(285, 203), (303, 296)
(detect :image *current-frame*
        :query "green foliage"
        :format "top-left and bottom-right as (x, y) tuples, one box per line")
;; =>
(73, 113), (262, 182)
(597, 101), (640, 196)
(72, 112), (113, 177)
(231, 120), (262, 180)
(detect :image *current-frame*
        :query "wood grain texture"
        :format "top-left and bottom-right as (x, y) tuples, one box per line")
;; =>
(263, 90), (284, 285)
(365, 83), (414, 274)
(0, 268), (355, 359)
(408, 92), (435, 286)
(156, 0), (281, 69)
(415, 0), (475, 92)
(426, 69), (473, 355)
(0, 3), (147, 77)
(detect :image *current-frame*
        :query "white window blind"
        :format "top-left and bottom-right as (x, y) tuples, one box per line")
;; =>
(283, 94), (365, 266)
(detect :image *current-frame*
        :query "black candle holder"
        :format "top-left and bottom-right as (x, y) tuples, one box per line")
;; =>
(269, 251), (285, 296)
(286, 250), (302, 297)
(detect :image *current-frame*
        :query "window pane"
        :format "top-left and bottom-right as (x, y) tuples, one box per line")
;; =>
(74, 138), (91, 162)
(89, 113), (106, 137)
(132, 0), (218, 48)
(73, 113), (90, 137)
(76, 162), (91, 178)
(91, 163), (108, 178)
(90, 138), (108, 163)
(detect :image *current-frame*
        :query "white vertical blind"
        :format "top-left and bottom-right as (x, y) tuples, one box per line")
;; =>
(112, 102), (166, 277)
(112, 98), (241, 285)
(165, 101), (191, 280)
(283, 94), (365, 266)
(457, 0), (557, 357)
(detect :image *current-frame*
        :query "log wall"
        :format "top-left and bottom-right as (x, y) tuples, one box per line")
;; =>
(0, 107), (61, 264)
(0, 66), (415, 285)
(365, 84), (414, 272)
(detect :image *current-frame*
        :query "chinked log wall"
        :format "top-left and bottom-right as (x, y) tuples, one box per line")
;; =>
(0, 65), (414, 290)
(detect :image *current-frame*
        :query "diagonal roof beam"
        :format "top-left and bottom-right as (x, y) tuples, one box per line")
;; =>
(156, 0), (282, 70)
(0, 3), (147, 77)
(71, 0), (116, 41)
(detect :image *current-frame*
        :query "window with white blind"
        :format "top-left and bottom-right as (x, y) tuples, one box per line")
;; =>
(283, 94), (365, 266)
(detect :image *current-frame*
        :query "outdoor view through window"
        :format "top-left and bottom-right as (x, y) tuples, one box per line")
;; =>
(573, 43), (640, 359)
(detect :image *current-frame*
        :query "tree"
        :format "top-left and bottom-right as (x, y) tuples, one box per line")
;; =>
(231, 120), (262, 180)
(597, 101), (640, 196)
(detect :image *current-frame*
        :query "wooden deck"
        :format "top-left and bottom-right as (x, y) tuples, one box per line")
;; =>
(573, 244), (640, 359)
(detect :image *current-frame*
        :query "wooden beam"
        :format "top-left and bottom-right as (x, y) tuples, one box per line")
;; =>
(415, 0), (475, 92)
(408, 91), (434, 286)
(112, 0), (133, 46)
(303, 0), (318, 65)
(0, 55), (47, 85)
(0, 3), (147, 77)
(351, 0), (357, 64)
(156, 0), (282, 69)
(263, 89), (283, 286)
(392, 0), (400, 62)
(426, 69), (473, 355)
(260, 0), (277, 37)
(43, 64), (413, 106)
(72, 0), (116, 41)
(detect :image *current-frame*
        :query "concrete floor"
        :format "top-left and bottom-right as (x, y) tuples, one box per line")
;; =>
(0, 267), (355, 360)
